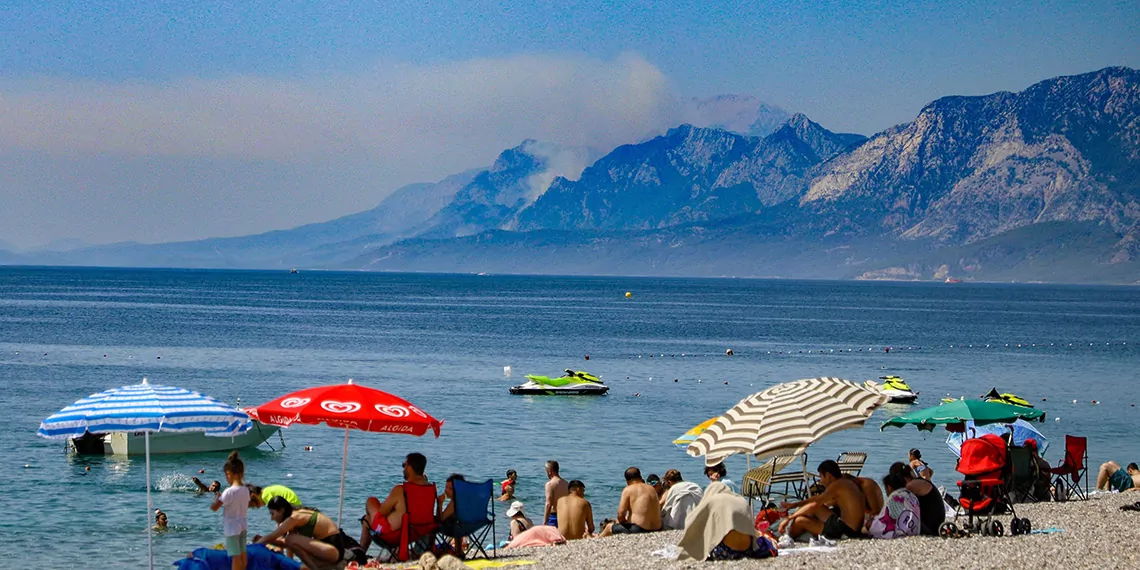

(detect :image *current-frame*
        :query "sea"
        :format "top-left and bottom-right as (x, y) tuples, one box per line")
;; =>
(1, 266), (1138, 568)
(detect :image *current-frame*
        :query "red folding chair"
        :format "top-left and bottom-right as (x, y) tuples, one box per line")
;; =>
(1046, 435), (1088, 501)
(371, 482), (439, 561)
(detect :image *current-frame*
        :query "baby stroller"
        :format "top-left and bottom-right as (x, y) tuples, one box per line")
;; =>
(939, 433), (1032, 537)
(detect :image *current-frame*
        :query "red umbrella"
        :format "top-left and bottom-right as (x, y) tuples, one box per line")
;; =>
(249, 379), (443, 525)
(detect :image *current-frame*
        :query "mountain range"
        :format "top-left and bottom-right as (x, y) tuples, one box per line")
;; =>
(5, 66), (1139, 284)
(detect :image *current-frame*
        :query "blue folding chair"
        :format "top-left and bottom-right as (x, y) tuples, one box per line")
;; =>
(438, 478), (496, 559)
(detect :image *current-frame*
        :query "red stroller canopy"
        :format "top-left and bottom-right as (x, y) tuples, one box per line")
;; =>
(957, 433), (1007, 476)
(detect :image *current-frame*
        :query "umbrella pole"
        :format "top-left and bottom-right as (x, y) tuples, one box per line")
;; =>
(337, 427), (349, 528)
(146, 431), (153, 570)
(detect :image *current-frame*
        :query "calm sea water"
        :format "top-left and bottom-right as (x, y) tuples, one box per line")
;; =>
(2, 267), (1139, 568)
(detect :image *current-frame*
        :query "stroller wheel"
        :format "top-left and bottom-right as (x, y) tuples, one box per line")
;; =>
(991, 520), (1004, 537)
(1020, 517), (1031, 535)
(938, 522), (958, 539)
(1010, 518), (1023, 536)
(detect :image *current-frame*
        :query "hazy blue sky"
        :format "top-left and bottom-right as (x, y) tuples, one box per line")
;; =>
(1, 1), (1137, 247)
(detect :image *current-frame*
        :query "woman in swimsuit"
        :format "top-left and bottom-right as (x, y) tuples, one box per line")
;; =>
(255, 496), (362, 568)
(889, 462), (945, 536)
(909, 449), (934, 481)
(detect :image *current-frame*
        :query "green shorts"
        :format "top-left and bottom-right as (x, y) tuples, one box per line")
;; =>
(224, 530), (247, 556)
(1110, 469), (1133, 492)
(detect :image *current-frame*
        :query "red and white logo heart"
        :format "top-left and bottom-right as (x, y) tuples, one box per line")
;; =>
(321, 400), (361, 414)
(375, 405), (409, 418)
(280, 397), (311, 408)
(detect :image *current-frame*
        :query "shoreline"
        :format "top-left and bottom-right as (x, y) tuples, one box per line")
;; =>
(377, 493), (1139, 569)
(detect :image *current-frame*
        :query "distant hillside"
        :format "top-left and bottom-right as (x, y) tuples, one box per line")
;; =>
(14, 69), (1140, 284)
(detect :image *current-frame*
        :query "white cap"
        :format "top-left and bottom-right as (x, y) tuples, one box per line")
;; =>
(506, 501), (525, 517)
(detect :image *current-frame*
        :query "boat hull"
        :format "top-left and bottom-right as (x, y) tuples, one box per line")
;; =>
(509, 384), (609, 395)
(884, 390), (918, 404)
(70, 421), (280, 455)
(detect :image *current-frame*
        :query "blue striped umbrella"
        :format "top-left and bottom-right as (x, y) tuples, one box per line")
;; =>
(37, 378), (251, 569)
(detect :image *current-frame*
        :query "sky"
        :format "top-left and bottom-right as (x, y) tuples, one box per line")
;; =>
(1, 0), (1137, 248)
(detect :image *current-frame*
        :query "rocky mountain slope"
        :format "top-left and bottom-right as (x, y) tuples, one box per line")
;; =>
(11, 68), (1139, 283)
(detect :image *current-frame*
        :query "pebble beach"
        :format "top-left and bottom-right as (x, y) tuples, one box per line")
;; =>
(380, 493), (1139, 570)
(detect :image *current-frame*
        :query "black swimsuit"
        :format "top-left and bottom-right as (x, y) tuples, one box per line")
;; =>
(914, 484), (946, 535)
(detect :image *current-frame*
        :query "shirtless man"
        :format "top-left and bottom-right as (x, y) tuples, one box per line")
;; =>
(555, 480), (595, 540)
(779, 460), (866, 540)
(358, 452), (430, 550)
(844, 474), (884, 529)
(600, 467), (663, 535)
(1097, 461), (1140, 492)
(543, 460), (569, 526)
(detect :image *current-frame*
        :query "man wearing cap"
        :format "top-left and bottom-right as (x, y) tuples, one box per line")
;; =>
(505, 501), (534, 540)
(646, 473), (664, 498)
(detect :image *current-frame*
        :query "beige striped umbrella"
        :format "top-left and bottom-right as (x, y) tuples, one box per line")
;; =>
(687, 377), (888, 466)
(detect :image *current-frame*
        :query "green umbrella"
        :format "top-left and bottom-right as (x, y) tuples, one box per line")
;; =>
(881, 399), (1045, 432)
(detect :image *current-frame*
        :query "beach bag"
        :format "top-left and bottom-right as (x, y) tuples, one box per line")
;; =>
(1053, 484), (1069, 502)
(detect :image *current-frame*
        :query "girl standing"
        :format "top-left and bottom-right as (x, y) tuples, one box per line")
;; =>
(210, 452), (250, 570)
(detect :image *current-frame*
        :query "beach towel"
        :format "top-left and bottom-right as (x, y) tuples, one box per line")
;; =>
(677, 482), (756, 561)
(868, 488), (921, 539)
(661, 481), (703, 530)
(173, 544), (301, 570)
(504, 524), (566, 548)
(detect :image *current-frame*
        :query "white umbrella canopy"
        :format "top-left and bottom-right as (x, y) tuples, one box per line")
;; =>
(687, 377), (888, 466)
(38, 378), (251, 570)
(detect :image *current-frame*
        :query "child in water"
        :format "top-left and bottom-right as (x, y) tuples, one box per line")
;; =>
(210, 452), (249, 570)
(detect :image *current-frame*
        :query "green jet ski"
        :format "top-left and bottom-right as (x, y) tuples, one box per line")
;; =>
(510, 369), (609, 395)
(865, 375), (918, 404)
(982, 388), (1033, 408)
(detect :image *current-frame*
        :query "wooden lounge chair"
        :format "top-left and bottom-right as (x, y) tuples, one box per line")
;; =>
(836, 451), (868, 476)
(742, 454), (814, 504)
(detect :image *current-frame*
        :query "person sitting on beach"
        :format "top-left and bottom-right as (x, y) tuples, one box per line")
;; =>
(778, 460), (866, 540)
(599, 467), (663, 535)
(1097, 461), (1140, 492)
(248, 484), (303, 509)
(192, 477), (222, 495)
(646, 473), (664, 498)
(255, 496), (364, 568)
(889, 462), (945, 535)
(154, 509), (169, 531)
(867, 472), (920, 539)
(909, 449), (934, 481)
(704, 463), (738, 494)
(660, 469), (703, 530)
(437, 473), (466, 554)
(544, 460), (569, 527)
(505, 501), (533, 540)
(357, 452), (430, 551)
(555, 480), (594, 540)
(1024, 439), (1053, 501)
(677, 482), (776, 561)
(499, 469), (518, 502)
(843, 473), (884, 530)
